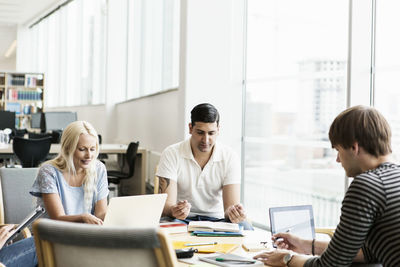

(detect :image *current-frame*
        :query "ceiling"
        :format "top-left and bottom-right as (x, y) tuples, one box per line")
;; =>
(0, 0), (60, 26)
(0, 0), (60, 68)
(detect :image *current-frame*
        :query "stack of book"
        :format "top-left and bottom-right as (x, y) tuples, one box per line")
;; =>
(159, 221), (188, 234)
(188, 221), (243, 237)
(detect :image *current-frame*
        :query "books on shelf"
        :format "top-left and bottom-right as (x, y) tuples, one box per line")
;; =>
(188, 221), (240, 233)
(159, 222), (188, 234)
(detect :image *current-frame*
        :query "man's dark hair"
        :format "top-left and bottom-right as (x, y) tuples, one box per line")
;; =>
(329, 105), (392, 157)
(191, 103), (220, 126)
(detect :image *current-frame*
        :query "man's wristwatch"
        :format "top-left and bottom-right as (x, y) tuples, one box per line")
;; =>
(283, 252), (294, 266)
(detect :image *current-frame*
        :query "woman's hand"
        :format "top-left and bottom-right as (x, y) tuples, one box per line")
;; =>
(81, 213), (103, 225)
(272, 232), (310, 254)
(0, 225), (16, 248)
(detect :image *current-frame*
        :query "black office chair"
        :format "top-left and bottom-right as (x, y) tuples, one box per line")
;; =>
(10, 129), (27, 139)
(107, 141), (139, 196)
(97, 134), (108, 163)
(29, 131), (61, 144)
(28, 132), (51, 139)
(12, 136), (52, 167)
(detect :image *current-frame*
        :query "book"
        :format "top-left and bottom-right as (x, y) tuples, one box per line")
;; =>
(199, 253), (264, 267)
(188, 221), (240, 233)
(192, 230), (243, 237)
(173, 241), (239, 253)
(159, 222), (188, 234)
(242, 241), (271, 252)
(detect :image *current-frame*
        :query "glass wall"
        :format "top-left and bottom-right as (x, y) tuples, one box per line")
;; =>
(374, 0), (400, 161)
(244, 0), (349, 228)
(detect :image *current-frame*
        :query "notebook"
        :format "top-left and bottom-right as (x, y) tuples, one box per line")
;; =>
(173, 241), (239, 253)
(103, 194), (167, 227)
(199, 253), (264, 267)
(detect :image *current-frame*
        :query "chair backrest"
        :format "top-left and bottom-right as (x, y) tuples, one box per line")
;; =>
(0, 168), (39, 224)
(28, 132), (51, 139)
(12, 136), (52, 167)
(33, 218), (178, 267)
(154, 175), (159, 194)
(126, 141), (139, 177)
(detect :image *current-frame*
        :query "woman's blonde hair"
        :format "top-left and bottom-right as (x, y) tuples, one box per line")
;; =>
(47, 120), (100, 213)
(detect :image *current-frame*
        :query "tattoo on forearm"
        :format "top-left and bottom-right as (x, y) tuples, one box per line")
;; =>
(159, 177), (170, 193)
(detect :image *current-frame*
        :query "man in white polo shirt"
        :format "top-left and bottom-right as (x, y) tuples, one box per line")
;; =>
(156, 103), (252, 229)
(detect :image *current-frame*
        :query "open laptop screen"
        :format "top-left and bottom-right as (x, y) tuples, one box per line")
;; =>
(104, 194), (167, 228)
(269, 205), (315, 240)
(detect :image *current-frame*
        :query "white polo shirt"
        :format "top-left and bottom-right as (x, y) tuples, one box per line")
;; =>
(156, 139), (240, 218)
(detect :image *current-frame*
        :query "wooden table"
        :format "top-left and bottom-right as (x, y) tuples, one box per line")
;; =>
(168, 230), (383, 267)
(168, 229), (270, 266)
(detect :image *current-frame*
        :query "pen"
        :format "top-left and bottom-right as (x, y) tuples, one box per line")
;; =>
(184, 242), (217, 246)
(215, 257), (256, 263)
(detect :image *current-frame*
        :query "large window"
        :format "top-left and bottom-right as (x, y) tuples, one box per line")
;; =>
(374, 0), (400, 160)
(27, 0), (107, 107)
(19, 0), (179, 107)
(244, 0), (349, 228)
(126, 0), (180, 99)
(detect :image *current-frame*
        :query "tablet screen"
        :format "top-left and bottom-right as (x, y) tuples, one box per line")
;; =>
(269, 205), (315, 240)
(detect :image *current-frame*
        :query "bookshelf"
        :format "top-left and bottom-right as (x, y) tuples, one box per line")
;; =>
(0, 72), (44, 129)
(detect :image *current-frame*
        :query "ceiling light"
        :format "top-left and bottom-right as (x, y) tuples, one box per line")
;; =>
(4, 40), (17, 58)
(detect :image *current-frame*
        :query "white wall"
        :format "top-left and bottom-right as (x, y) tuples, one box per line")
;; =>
(115, 89), (184, 152)
(0, 25), (17, 71)
(182, 0), (244, 153)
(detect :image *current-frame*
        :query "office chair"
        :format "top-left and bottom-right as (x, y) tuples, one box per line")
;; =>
(33, 218), (178, 267)
(10, 128), (27, 139)
(28, 132), (51, 140)
(97, 134), (108, 163)
(12, 136), (52, 167)
(107, 141), (139, 196)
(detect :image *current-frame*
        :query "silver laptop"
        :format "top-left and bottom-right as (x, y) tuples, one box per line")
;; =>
(104, 194), (167, 228)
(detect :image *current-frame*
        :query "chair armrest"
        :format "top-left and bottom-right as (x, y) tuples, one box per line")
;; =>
(21, 227), (32, 238)
(315, 227), (335, 239)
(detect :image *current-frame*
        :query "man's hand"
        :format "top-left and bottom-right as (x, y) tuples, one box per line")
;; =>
(253, 249), (290, 267)
(272, 232), (310, 254)
(225, 203), (246, 223)
(0, 224), (16, 249)
(171, 200), (191, 220)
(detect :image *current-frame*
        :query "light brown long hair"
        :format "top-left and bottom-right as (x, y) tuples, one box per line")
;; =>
(46, 120), (99, 212)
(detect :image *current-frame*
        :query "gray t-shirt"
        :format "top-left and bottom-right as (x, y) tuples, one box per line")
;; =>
(30, 160), (109, 215)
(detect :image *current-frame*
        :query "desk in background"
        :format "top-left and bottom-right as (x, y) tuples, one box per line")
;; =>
(0, 143), (148, 195)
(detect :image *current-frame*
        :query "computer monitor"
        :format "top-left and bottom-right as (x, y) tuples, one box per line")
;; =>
(30, 112), (44, 131)
(44, 112), (77, 132)
(0, 111), (16, 130)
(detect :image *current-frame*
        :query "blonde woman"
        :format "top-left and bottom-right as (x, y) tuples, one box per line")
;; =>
(30, 121), (108, 224)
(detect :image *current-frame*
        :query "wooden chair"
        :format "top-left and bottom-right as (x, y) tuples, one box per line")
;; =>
(33, 218), (178, 267)
(154, 175), (160, 194)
